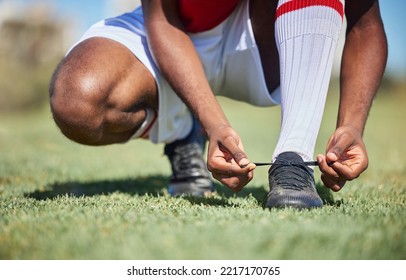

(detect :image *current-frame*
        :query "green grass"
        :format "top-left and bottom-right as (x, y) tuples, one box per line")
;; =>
(0, 85), (405, 260)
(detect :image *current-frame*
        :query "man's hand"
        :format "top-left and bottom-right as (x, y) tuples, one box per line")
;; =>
(318, 0), (386, 192)
(206, 125), (256, 192)
(317, 125), (368, 192)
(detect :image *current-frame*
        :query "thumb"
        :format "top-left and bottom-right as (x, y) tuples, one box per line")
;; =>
(327, 130), (354, 163)
(231, 147), (249, 167)
(221, 137), (250, 167)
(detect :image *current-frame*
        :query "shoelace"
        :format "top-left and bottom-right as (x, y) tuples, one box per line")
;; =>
(268, 159), (315, 191)
(254, 160), (319, 167)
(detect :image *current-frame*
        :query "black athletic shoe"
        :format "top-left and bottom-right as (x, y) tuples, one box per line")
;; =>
(164, 118), (214, 196)
(267, 152), (323, 209)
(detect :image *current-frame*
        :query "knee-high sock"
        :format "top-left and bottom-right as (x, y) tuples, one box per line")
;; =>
(131, 108), (157, 139)
(273, 0), (344, 162)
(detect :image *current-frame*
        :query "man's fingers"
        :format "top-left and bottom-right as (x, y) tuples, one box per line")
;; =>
(207, 126), (256, 191)
(317, 154), (340, 178)
(318, 154), (346, 192)
(329, 161), (361, 180)
(327, 130), (355, 163)
(318, 154), (363, 181)
(221, 136), (249, 167)
(208, 158), (255, 175)
(319, 126), (369, 191)
(212, 171), (254, 192)
(321, 173), (345, 192)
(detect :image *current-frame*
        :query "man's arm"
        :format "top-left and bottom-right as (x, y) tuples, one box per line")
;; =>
(317, 0), (388, 191)
(339, 0), (387, 134)
(141, 0), (255, 191)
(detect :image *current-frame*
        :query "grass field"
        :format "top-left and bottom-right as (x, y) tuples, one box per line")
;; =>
(0, 84), (405, 260)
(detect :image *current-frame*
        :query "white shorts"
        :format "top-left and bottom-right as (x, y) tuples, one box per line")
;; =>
(70, 0), (280, 144)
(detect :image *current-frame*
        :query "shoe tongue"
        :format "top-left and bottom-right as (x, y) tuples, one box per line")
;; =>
(276, 152), (304, 163)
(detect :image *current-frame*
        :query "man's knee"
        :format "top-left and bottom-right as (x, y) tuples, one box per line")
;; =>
(50, 38), (159, 145)
(50, 57), (106, 145)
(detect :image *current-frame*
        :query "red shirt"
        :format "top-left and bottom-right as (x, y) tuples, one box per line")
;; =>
(178, 0), (240, 33)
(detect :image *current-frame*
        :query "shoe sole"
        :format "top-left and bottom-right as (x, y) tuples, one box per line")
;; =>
(266, 192), (323, 209)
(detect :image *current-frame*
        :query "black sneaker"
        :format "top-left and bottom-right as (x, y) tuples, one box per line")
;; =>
(164, 117), (214, 196)
(267, 152), (323, 209)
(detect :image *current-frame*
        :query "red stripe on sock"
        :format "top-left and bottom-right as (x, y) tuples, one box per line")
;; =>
(275, 0), (344, 20)
(140, 110), (158, 139)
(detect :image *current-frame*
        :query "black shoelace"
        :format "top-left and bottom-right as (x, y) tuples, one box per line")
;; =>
(268, 159), (315, 191)
(254, 160), (319, 167)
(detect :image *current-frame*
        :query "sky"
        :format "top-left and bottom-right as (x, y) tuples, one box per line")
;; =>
(4, 0), (406, 79)
(379, 1), (406, 79)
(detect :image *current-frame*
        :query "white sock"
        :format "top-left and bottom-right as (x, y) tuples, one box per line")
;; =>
(131, 108), (157, 139)
(273, 0), (344, 162)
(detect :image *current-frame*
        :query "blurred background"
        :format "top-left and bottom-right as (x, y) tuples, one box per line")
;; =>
(0, 1), (404, 261)
(0, 0), (404, 112)
(0, 0), (141, 112)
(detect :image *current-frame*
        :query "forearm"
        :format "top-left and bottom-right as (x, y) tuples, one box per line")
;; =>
(338, 3), (388, 134)
(143, 3), (229, 136)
